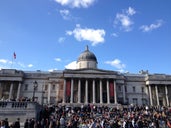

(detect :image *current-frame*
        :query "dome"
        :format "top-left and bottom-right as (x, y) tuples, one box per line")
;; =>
(76, 45), (98, 69)
(77, 46), (97, 62)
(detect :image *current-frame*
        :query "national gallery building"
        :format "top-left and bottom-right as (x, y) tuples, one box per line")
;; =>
(0, 46), (171, 107)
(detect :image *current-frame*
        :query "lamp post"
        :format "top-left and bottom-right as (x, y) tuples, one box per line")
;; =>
(33, 81), (38, 102)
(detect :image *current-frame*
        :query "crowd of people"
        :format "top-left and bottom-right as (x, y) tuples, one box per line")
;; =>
(1, 104), (171, 128)
(0, 118), (20, 128)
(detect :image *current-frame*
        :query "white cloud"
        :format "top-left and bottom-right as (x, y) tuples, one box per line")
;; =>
(65, 61), (77, 69)
(48, 68), (58, 72)
(55, 58), (61, 62)
(66, 24), (105, 46)
(111, 33), (118, 37)
(17, 62), (25, 68)
(114, 7), (136, 32)
(18, 62), (34, 69)
(140, 20), (163, 32)
(59, 9), (70, 20)
(126, 7), (136, 16)
(54, 0), (96, 8)
(0, 59), (8, 64)
(28, 64), (33, 68)
(0, 59), (12, 64)
(115, 14), (133, 31)
(58, 37), (65, 43)
(0, 58), (34, 69)
(66, 31), (72, 35)
(105, 59), (126, 70)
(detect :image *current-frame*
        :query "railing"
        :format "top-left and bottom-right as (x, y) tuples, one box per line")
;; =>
(0, 101), (28, 108)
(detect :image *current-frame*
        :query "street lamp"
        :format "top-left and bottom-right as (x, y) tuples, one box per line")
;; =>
(32, 81), (38, 102)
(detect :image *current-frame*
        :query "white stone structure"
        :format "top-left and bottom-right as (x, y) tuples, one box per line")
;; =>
(0, 46), (171, 106)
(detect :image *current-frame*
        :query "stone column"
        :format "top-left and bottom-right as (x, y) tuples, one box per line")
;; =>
(114, 80), (117, 104)
(149, 85), (153, 106)
(42, 82), (45, 105)
(107, 80), (110, 104)
(85, 80), (88, 104)
(122, 84), (126, 104)
(70, 79), (74, 103)
(56, 83), (59, 104)
(100, 80), (103, 104)
(16, 82), (21, 100)
(165, 85), (169, 106)
(93, 79), (96, 104)
(155, 85), (159, 106)
(48, 83), (51, 104)
(78, 79), (81, 103)
(0, 82), (2, 98)
(63, 79), (66, 103)
(9, 82), (14, 100)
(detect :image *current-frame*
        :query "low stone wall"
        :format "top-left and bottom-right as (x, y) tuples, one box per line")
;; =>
(0, 101), (42, 124)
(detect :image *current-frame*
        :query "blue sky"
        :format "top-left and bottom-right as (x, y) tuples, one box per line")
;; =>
(0, 0), (171, 74)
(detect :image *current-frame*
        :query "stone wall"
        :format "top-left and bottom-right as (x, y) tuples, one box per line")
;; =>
(0, 101), (42, 123)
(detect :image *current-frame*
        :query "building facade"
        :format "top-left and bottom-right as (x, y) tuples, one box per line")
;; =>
(0, 46), (171, 106)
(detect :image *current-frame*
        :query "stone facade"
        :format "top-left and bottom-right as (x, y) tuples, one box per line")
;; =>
(0, 47), (171, 107)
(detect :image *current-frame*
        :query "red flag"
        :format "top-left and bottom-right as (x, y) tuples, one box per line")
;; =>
(13, 52), (16, 59)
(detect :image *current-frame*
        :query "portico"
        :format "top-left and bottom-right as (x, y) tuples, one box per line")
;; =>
(0, 81), (22, 100)
(146, 75), (171, 106)
(0, 69), (23, 101)
(60, 46), (120, 106)
(62, 69), (118, 105)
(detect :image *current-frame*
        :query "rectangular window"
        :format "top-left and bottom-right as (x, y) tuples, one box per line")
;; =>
(126, 98), (129, 104)
(141, 87), (144, 93)
(133, 86), (136, 92)
(125, 86), (127, 92)
(24, 84), (28, 90)
(45, 85), (48, 90)
(142, 98), (147, 105)
(50, 97), (56, 103)
(52, 84), (56, 90)
(118, 85), (122, 92)
(133, 98), (138, 105)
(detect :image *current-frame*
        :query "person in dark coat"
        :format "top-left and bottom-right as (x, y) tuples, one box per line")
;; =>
(13, 118), (20, 128)
(5, 118), (9, 128)
(24, 119), (29, 128)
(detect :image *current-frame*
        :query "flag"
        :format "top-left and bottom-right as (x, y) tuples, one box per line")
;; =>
(13, 52), (16, 59)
